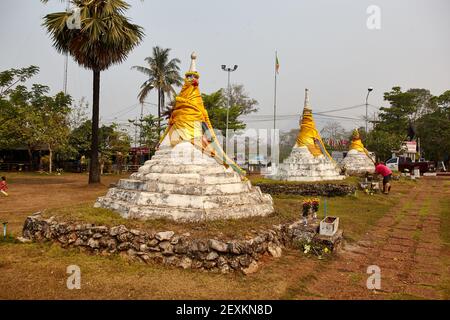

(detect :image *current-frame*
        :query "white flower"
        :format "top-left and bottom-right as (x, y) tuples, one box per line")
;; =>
(303, 244), (311, 254)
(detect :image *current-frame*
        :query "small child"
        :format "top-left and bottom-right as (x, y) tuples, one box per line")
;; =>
(0, 176), (8, 196)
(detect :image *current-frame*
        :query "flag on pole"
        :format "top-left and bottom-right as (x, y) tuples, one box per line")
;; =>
(275, 54), (280, 74)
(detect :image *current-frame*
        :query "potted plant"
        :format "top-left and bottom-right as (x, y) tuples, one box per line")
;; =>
(302, 199), (312, 225)
(311, 198), (320, 219)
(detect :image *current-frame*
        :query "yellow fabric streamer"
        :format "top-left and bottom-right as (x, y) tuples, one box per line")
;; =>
(158, 74), (246, 176)
(295, 107), (330, 158)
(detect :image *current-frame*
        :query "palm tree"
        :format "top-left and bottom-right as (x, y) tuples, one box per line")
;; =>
(132, 46), (182, 136)
(42, 0), (144, 184)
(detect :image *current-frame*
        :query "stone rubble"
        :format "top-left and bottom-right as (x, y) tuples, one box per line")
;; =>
(255, 182), (356, 197)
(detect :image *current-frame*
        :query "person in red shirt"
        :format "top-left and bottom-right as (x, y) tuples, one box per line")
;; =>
(375, 162), (392, 194)
(0, 176), (8, 196)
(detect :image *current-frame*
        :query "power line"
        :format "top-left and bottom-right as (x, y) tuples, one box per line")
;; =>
(241, 112), (363, 121)
(368, 104), (381, 110)
(143, 102), (158, 107)
(107, 103), (140, 118)
(102, 102), (370, 127)
(314, 104), (366, 114)
(241, 114), (364, 123)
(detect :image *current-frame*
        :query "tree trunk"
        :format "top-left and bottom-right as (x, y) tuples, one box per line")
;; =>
(157, 88), (161, 139)
(27, 145), (33, 170)
(89, 70), (101, 184)
(48, 145), (52, 174)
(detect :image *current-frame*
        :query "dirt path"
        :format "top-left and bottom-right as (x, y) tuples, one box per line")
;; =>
(0, 173), (127, 236)
(293, 177), (449, 299)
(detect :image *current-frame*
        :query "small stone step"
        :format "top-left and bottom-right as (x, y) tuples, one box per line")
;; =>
(152, 181), (249, 195)
(117, 179), (147, 190)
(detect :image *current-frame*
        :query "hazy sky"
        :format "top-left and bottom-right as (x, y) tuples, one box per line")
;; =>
(1, 0), (449, 132)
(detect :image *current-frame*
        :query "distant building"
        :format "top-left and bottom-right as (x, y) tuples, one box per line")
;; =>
(0, 144), (48, 171)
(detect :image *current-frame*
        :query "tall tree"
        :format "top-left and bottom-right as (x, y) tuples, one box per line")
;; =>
(365, 130), (404, 162)
(320, 121), (349, 151)
(0, 66), (40, 149)
(68, 97), (89, 130)
(320, 121), (346, 140)
(0, 65), (39, 98)
(42, 0), (144, 183)
(366, 86), (445, 162)
(132, 46), (182, 136)
(202, 85), (259, 136)
(416, 90), (450, 162)
(68, 120), (92, 160)
(98, 123), (131, 174)
(228, 84), (258, 115)
(132, 114), (165, 157)
(0, 74), (72, 170)
(37, 92), (72, 173)
(380, 86), (436, 136)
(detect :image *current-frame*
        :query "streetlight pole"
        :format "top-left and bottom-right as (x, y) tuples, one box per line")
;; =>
(365, 87), (373, 133)
(221, 64), (238, 153)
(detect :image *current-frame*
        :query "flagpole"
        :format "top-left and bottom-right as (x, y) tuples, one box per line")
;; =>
(273, 51), (277, 131)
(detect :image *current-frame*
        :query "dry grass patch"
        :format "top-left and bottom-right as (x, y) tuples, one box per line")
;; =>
(38, 178), (414, 243)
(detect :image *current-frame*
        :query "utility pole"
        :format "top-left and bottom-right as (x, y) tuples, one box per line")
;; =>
(139, 102), (144, 147)
(221, 64), (238, 154)
(273, 51), (279, 132)
(365, 87), (373, 133)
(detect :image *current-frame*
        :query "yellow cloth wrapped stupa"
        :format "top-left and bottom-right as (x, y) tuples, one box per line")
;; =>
(341, 128), (375, 175)
(295, 89), (334, 161)
(268, 89), (345, 182)
(159, 52), (245, 176)
(95, 52), (274, 222)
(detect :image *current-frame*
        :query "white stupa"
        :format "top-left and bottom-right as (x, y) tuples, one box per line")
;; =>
(340, 128), (375, 175)
(269, 89), (345, 182)
(95, 53), (274, 222)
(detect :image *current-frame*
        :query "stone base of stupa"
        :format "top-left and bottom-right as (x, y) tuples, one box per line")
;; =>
(268, 146), (345, 182)
(94, 139), (274, 222)
(340, 149), (375, 176)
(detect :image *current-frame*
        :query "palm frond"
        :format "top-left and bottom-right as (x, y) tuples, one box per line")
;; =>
(43, 0), (145, 71)
(133, 45), (182, 104)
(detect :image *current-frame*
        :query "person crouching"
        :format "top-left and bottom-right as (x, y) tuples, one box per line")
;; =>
(375, 162), (392, 194)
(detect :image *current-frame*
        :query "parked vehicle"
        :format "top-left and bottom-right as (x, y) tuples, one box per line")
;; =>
(385, 157), (435, 174)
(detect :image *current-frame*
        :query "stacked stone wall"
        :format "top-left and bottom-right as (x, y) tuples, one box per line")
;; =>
(22, 212), (342, 274)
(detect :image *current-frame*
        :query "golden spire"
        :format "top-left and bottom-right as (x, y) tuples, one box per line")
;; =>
(349, 128), (366, 153)
(189, 52), (197, 72)
(295, 89), (326, 157)
(304, 88), (311, 109)
(185, 51), (199, 78)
